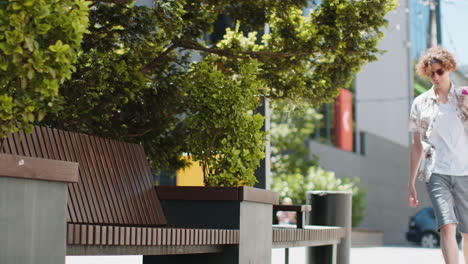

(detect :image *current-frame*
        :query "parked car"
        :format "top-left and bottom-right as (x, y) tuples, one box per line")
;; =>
(406, 207), (462, 248)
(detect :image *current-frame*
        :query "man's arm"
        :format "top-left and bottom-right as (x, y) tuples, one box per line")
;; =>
(408, 132), (424, 208)
(409, 132), (424, 185)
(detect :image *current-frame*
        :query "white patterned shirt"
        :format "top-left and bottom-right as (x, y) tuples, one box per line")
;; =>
(409, 83), (468, 182)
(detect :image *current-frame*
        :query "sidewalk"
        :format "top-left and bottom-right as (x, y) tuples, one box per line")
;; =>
(272, 246), (460, 264)
(350, 246), (450, 264)
(66, 246), (462, 264)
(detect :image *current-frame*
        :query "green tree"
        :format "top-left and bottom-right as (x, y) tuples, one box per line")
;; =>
(41, 0), (396, 185)
(0, 0), (89, 138)
(42, 3), (189, 171)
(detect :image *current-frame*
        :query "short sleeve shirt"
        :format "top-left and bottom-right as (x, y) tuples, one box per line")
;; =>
(408, 83), (468, 182)
(431, 102), (468, 175)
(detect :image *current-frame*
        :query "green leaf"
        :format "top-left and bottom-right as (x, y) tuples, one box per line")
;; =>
(0, 42), (11, 53)
(24, 37), (34, 52)
(37, 111), (46, 121)
(12, 3), (22, 10)
(49, 40), (63, 52)
(27, 68), (34, 79)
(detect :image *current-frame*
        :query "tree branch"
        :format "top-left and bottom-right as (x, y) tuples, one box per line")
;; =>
(126, 128), (154, 138)
(89, 0), (134, 4)
(142, 36), (329, 73)
(125, 108), (186, 137)
(175, 39), (334, 59)
(141, 43), (178, 74)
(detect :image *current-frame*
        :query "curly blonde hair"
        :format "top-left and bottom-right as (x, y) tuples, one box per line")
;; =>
(416, 45), (457, 78)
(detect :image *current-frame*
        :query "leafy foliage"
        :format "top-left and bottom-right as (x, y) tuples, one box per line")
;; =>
(270, 102), (322, 175)
(42, 3), (189, 170)
(185, 56), (266, 186)
(39, 0), (395, 186)
(270, 101), (367, 226)
(0, 0), (89, 138)
(273, 166), (367, 227)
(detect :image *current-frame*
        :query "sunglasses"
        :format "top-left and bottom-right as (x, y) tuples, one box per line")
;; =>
(428, 68), (445, 78)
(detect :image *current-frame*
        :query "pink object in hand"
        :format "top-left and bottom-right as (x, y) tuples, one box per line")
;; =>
(462, 87), (468, 95)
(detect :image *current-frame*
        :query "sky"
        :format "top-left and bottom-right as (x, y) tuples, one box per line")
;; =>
(441, 0), (468, 67)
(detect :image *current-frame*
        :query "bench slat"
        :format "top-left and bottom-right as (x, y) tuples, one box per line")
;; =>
(71, 131), (100, 224)
(272, 226), (345, 248)
(67, 224), (239, 247)
(100, 137), (128, 225)
(125, 143), (150, 224)
(89, 135), (117, 224)
(112, 141), (141, 225)
(79, 133), (106, 224)
(83, 134), (112, 224)
(12, 130), (25, 156)
(56, 129), (78, 222)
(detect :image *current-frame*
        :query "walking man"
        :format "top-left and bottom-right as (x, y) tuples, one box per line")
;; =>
(408, 45), (468, 263)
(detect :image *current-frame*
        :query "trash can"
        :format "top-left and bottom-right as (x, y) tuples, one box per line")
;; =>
(306, 190), (352, 264)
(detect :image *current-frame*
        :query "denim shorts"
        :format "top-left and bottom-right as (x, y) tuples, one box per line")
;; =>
(426, 173), (468, 233)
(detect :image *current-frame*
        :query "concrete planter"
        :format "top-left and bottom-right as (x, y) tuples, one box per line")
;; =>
(0, 153), (78, 264)
(154, 186), (279, 264)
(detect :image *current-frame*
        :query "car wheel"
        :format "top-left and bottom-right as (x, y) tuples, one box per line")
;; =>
(421, 232), (439, 248)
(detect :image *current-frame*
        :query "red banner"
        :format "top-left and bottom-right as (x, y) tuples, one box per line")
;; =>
(334, 88), (353, 152)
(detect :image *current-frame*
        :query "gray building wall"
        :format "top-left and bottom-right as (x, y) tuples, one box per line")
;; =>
(355, 0), (412, 148)
(309, 133), (431, 245)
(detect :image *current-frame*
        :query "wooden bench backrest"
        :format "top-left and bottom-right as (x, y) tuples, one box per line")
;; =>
(1, 126), (167, 226)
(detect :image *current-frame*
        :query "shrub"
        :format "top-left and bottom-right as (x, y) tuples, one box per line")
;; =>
(0, 0), (89, 137)
(272, 166), (367, 227)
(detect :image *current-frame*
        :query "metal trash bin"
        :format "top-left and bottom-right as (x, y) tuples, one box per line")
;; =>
(306, 190), (352, 264)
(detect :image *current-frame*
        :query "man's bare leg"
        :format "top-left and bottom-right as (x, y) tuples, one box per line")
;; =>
(461, 233), (468, 264)
(440, 223), (459, 264)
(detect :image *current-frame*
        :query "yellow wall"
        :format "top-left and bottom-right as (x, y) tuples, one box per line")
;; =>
(176, 157), (204, 186)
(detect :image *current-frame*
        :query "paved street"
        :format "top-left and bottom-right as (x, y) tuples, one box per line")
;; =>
(66, 246), (464, 264)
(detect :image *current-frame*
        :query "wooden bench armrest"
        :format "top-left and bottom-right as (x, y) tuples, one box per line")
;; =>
(273, 204), (311, 229)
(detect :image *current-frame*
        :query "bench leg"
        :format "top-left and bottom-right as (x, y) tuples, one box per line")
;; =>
(285, 248), (289, 264)
(332, 243), (337, 264)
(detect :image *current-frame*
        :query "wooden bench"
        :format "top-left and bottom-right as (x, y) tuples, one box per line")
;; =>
(1, 126), (346, 264)
(1, 126), (237, 256)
